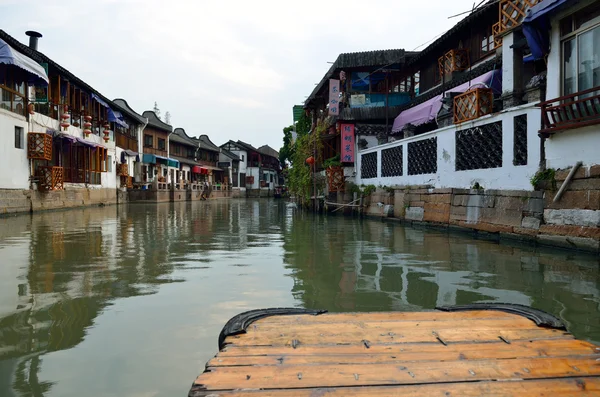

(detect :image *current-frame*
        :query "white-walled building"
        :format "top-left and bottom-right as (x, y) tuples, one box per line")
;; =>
(220, 140), (249, 193)
(526, 0), (600, 171)
(0, 30), (127, 205)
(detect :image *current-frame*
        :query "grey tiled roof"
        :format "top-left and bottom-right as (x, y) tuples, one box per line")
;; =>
(142, 111), (172, 132)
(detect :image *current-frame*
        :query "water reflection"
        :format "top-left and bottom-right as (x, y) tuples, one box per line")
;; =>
(0, 200), (598, 396)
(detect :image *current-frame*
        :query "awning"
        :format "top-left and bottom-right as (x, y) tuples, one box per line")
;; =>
(121, 150), (140, 163)
(56, 133), (101, 148)
(200, 165), (224, 171)
(108, 109), (129, 129)
(392, 70), (502, 133)
(523, 0), (569, 60)
(0, 38), (48, 85)
(192, 166), (202, 174)
(168, 159), (179, 168)
(142, 154), (169, 164)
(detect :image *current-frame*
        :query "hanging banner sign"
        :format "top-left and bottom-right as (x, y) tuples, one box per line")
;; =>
(340, 124), (355, 163)
(328, 79), (340, 116)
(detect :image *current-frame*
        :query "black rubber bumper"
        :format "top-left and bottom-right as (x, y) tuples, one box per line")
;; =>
(218, 307), (328, 350)
(436, 303), (565, 330)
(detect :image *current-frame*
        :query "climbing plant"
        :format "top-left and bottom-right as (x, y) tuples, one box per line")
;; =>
(286, 118), (326, 206)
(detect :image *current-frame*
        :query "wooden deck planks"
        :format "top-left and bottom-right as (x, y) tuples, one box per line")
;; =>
(211, 339), (600, 366)
(226, 326), (572, 346)
(190, 311), (600, 396)
(191, 377), (600, 396)
(197, 357), (600, 390)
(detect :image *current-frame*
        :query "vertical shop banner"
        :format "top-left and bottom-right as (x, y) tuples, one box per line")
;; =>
(341, 124), (355, 163)
(328, 79), (340, 116)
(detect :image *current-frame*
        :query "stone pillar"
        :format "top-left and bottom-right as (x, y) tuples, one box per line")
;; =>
(501, 31), (525, 109)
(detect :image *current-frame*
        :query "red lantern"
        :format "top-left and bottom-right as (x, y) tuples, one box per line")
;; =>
(60, 105), (70, 129)
(101, 122), (110, 142)
(306, 156), (315, 165)
(83, 114), (92, 136)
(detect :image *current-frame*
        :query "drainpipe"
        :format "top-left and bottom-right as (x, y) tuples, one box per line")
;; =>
(138, 118), (149, 183)
(554, 161), (582, 203)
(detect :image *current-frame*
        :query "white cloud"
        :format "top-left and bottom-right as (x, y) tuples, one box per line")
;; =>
(1, 0), (483, 149)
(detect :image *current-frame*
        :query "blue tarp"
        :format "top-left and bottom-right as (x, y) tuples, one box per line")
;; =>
(108, 109), (129, 129)
(523, 0), (569, 60)
(91, 92), (111, 108)
(0, 38), (48, 86)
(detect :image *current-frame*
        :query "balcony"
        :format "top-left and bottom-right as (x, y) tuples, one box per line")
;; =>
(38, 166), (64, 191)
(453, 88), (494, 124)
(539, 87), (600, 136)
(27, 133), (53, 161)
(438, 49), (470, 79)
(499, 0), (540, 33)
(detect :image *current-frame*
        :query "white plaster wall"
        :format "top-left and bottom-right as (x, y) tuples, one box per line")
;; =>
(181, 164), (191, 182)
(357, 135), (379, 150)
(546, 125), (600, 169)
(246, 166), (260, 189)
(0, 109), (30, 189)
(228, 149), (247, 187)
(501, 32), (515, 96)
(356, 104), (541, 190)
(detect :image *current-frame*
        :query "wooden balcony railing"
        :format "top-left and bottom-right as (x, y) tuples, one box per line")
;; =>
(492, 22), (503, 47)
(453, 88), (494, 124)
(63, 168), (102, 185)
(499, 0), (540, 33)
(117, 163), (129, 176)
(38, 166), (64, 191)
(27, 133), (53, 161)
(539, 86), (600, 136)
(438, 49), (470, 79)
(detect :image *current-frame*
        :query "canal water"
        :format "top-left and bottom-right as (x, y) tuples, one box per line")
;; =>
(0, 199), (599, 396)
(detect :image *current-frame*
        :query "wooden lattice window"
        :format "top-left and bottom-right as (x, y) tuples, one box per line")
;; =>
(326, 166), (345, 192)
(27, 133), (53, 161)
(438, 49), (470, 79)
(453, 88), (494, 124)
(117, 163), (128, 176)
(499, 0), (540, 32)
(38, 166), (64, 191)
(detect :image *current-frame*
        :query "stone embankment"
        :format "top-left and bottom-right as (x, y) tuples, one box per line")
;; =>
(363, 165), (600, 253)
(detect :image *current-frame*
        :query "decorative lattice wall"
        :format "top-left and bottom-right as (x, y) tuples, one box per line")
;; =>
(408, 138), (437, 175)
(456, 122), (503, 171)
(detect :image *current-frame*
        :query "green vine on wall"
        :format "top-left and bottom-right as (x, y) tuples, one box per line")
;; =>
(286, 118), (326, 205)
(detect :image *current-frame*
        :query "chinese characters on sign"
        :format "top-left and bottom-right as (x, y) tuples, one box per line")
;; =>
(328, 79), (340, 116)
(340, 124), (355, 163)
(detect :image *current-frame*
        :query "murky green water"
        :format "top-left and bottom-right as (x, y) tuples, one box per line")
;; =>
(0, 200), (599, 396)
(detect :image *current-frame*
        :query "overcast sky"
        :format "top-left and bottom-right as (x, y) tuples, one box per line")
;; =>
(2, 0), (480, 151)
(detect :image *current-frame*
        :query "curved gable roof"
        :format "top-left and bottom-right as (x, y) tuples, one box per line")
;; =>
(113, 98), (147, 124)
(142, 111), (172, 132)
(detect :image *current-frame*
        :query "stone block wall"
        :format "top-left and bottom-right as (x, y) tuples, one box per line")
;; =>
(0, 189), (31, 214)
(362, 170), (600, 252)
(29, 188), (117, 212)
